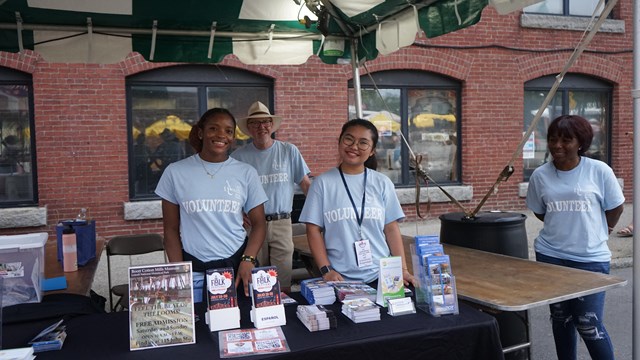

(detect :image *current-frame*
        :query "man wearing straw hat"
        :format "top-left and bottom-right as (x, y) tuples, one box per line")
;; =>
(232, 101), (311, 292)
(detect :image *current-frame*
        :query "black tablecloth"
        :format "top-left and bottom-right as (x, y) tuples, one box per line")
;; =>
(4, 295), (504, 360)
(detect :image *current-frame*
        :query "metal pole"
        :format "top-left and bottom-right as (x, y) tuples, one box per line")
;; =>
(350, 38), (363, 119)
(633, 1), (640, 359)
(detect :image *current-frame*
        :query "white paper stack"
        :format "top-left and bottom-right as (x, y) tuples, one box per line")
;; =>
(0, 347), (35, 360)
(341, 298), (381, 323)
(296, 304), (337, 332)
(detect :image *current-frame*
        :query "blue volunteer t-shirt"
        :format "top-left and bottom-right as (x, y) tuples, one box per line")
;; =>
(526, 156), (625, 262)
(155, 155), (268, 262)
(231, 140), (310, 214)
(299, 167), (405, 283)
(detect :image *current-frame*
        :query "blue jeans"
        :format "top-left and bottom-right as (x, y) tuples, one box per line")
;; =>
(536, 252), (614, 360)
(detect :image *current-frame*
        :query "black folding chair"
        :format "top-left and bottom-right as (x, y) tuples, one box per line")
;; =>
(106, 233), (166, 312)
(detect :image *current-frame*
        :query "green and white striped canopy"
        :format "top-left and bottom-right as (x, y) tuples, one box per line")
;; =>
(0, 0), (497, 64)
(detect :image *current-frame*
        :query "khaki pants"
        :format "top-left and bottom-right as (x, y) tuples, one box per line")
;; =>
(256, 218), (293, 289)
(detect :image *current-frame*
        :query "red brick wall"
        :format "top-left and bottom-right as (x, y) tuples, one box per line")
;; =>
(0, 3), (633, 239)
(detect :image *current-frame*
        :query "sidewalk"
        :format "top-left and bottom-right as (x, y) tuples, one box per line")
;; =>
(399, 203), (634, 268)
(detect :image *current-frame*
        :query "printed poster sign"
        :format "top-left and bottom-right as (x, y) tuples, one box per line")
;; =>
(129, 262), (195, 351)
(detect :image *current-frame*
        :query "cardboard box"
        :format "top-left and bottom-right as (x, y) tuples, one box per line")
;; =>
(0, 232), (48, 307)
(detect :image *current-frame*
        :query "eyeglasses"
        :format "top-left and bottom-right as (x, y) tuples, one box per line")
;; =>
(341, 135), (372, 151)
(247, 119), (273, 128)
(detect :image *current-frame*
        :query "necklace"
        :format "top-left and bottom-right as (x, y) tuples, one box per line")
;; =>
(199, 154), (228, 179)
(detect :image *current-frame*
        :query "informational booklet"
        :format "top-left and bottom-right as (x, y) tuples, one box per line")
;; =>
(206, 267), (237, 310)
(128, 262), (195, 351)
(251, 266), (281, 308)
(425, 255), (458, 315)
(218, 327), (290, 358)
(376, 256), (405, 307)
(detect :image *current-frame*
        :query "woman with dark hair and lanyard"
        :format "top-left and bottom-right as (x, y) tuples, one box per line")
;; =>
(299, 119), (416, 288)
(155, 108), (267, 298)
(527, 114), (624, 360)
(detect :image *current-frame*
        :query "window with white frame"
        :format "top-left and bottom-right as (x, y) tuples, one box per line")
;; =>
(349, 70), (461, 187)
(524, 0), (605, 16)
(0, 67), (36, 207)
(523, 74), (612, 181)
(126, 65), (273, 199)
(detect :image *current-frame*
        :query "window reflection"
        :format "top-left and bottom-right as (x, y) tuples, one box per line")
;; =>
(348, 80), (460, 186)
(523, 75), (611, 181)
(0, 84), (34, 205)
(128, 76), (270, 199)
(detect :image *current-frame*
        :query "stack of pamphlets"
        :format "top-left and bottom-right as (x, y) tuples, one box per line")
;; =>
(412, 235), (459, 316)
(341, 298), (381, 323)
(296, 304), (337, 332)
(0, 347), (34, 360)
(331, 281), (377, 303)
(251, 266), (282, 308)
(425, 255), (458, 315)
(206, 267), (237, 310)
(300, 278), (336, 305)
(280, 291), (298, 306)
(28, 319), (66, 353)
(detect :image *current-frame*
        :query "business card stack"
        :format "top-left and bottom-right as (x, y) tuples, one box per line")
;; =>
(341, 298), (381, 323)
(300, 278), (336, 305)
(296, 304), (338, 332)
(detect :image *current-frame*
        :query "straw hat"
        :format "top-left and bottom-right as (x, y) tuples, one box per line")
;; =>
(237, 101), (283, 136)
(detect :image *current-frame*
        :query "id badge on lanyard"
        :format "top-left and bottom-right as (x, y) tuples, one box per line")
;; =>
(339, 166), (370, 268)
(354, 239), (373, 268)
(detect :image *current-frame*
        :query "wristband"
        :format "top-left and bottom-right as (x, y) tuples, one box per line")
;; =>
(241, 254), (259, 266)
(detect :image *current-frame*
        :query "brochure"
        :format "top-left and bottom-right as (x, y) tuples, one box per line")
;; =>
(206, 267), (237, 310)
(376, 256), (405, 307)
(250, 266), (281, 308)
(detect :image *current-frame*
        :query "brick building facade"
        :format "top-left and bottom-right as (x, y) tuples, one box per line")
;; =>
(0, 4), (634, 240)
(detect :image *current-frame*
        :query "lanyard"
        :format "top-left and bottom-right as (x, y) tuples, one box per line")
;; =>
(338, 166), (367, 239)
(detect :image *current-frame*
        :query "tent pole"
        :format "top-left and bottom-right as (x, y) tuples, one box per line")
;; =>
(633, 2), (640, 359)
(0, 22), (323, 40)
(350, 38), (363, 119)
